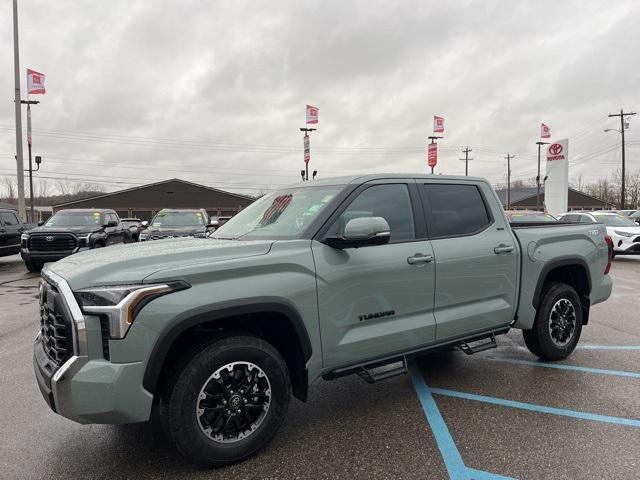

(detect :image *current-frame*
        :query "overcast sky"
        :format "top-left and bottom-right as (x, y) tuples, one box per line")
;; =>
(1, 0), (640, 196)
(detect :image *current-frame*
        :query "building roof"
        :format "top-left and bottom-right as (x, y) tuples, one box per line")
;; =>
(0, 201), (18, 211)
(494, 186), (614, 208)
(53, 178), (255, 209)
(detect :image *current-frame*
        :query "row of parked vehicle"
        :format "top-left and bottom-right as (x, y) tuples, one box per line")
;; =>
(503, 209), (640, 256)
(2, 202), (638, 273)
(3, 207), (230, 272)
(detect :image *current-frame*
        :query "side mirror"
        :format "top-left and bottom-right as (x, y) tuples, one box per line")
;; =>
(141, 221), (149, 228)
(103, 220), (118, 228)
(37, 220), (44, 226)
(324, 217), (391, 249)
(206, 220), (219, 229)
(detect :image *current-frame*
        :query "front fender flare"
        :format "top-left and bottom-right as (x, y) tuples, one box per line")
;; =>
(142, 297), (312, 394)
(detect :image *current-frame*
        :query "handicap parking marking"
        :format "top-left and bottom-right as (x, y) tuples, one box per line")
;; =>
(408, 358), (517, 480)
(483, 356), (640, 379)
(429, 387), (640, 428)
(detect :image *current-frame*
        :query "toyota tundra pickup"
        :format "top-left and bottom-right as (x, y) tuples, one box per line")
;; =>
(34, 174), (613, 467)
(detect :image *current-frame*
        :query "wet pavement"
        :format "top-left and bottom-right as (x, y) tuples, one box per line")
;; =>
(0, 253), (638, 479)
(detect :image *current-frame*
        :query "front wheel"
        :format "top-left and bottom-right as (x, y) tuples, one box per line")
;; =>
(523, 282), (583, 360)
(164, 336), (291, 467)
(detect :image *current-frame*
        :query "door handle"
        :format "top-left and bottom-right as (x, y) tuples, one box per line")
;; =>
(494, 244), (515, 254)
(407, 254), (433, 265)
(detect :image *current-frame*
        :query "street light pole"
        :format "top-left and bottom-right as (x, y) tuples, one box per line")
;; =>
(12, 0), (26, 221)
(607, 109), (637, 209)
(300, 127), (316, 181)
(21, 100), (39, 221)
(536, 141), (549, 211)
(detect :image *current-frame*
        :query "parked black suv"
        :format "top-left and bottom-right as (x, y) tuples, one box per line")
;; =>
(138, 208), (215, 241)
(20, 209), (128, 272)
(1, 208), (35, 258)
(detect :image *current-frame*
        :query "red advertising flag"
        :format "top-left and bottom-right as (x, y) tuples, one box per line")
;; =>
(303, 134), (310, 164)
(433, 115), (445, 133)
(540, 123), (551, 139)
(27, 68), (46, 95)
(428, 143), (438, 168)
(306, 105), (318, 125)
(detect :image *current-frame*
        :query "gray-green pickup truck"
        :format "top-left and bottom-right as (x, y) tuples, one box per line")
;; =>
(34, 174), (613, 466)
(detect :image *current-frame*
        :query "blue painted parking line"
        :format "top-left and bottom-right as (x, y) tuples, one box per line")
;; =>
(408, 359), (517, 480)
(429, 387), (640, 428)
(578, 344), (640, 350)
(484, 356), (640, 379)
(467, 468), (517, 480)
(408, 359), (469, 480)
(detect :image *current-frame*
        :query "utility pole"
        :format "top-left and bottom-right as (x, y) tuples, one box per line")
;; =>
(459, 147), (472, 176)
(608, 109), (637, 209)
(505, 154), (514, 209)
(12, 0), (26, 221)
(535, 141), (549, 211)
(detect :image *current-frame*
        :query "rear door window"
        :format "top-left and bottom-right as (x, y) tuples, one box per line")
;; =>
(420, 183), (491, 238)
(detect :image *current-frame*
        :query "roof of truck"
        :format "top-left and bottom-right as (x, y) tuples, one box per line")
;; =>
(288, 174), (487, 187)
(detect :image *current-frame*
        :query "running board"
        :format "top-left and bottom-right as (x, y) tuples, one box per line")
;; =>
(457, 334), (497, 355)
(356, 357), (407, 384)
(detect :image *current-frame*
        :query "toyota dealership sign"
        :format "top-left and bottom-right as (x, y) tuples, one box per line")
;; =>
(545, 139), (569, 215)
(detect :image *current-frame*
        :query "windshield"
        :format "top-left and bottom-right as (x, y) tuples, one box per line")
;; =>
(152, 211), (205, 227)
(45, 211), (103, 227)
(509, 212), (557, 222)
(212, 186), (342, 240)
(593, 214), (638, 227)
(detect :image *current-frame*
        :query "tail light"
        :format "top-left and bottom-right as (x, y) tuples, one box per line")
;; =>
(604, 235), (613, 275)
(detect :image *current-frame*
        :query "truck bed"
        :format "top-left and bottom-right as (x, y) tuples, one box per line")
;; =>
(510, 222), (612, 330)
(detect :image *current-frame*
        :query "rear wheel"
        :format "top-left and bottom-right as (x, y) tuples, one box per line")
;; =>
(523, 282), (583, 360)
(163, 336), (291, 467)
(24, 258), (43, 272)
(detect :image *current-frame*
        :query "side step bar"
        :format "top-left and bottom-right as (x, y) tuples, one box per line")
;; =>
(356, 357), (407, 384)
(457, 333), (497, 355)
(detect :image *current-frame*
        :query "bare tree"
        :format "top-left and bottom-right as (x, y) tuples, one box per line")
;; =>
(1, 176), (17, 202)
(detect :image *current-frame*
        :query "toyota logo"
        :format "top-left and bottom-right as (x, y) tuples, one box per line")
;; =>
(45, 236), (55, 242)
(549, 144), (563, 155)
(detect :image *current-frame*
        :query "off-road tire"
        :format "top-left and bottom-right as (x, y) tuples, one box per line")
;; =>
(163, 335), (291, 467)
(24, 258), (43, 273)
(523, 282), (583, 361)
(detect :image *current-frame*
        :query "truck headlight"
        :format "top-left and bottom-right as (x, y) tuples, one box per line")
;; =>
(75, 282), (189, 338)
(78, 233), (92, 247)
(613, 230), (633, 238)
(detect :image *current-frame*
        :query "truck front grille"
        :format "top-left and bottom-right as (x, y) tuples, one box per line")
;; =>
(39, 281), (73, 365)
(29, 234), (77, 252)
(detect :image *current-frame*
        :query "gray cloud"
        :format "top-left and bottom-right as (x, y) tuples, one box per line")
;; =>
(1, 0), (639, 195)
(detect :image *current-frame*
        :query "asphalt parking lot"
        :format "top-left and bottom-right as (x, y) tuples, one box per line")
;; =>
(0, 253), (638, 480)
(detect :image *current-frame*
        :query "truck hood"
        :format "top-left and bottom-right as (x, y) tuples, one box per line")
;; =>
(47, 237), (274, 289)
(27, 225), (104, 235)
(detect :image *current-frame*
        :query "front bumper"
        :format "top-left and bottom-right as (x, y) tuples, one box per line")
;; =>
(34, 269), (153, 424)
(21, 247), (90, 263)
